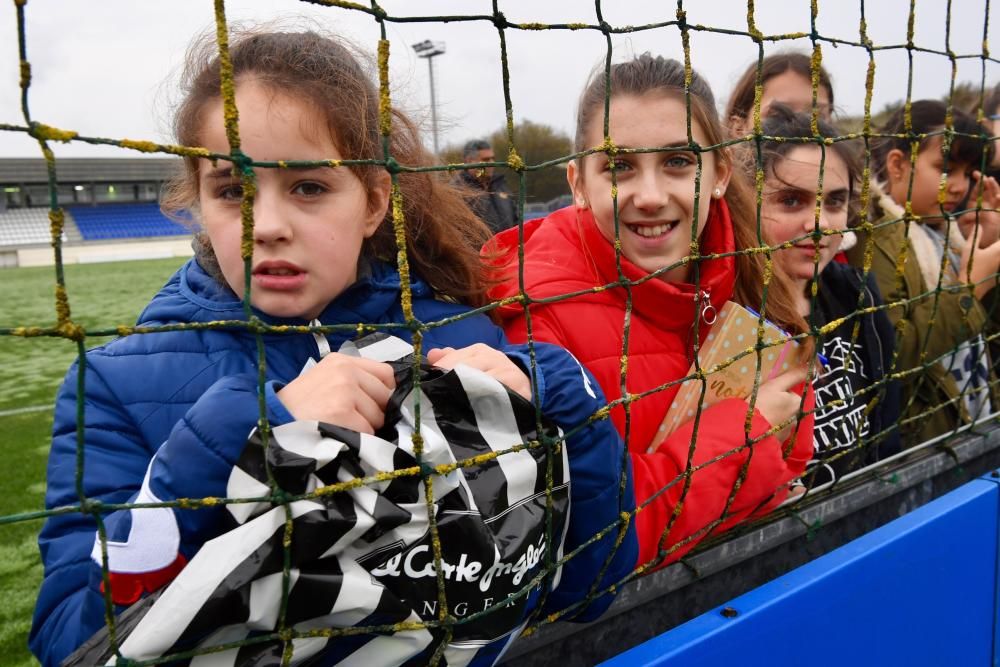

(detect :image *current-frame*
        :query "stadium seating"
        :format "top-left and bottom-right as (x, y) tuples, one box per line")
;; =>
(0, 207), (67, 246)
(67, 202), (189, 241)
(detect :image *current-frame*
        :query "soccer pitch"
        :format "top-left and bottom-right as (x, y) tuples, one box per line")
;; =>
(0, 257), (186, 666)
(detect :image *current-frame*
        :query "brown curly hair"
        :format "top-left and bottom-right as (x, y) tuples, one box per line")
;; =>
(161, 29), (493, 308)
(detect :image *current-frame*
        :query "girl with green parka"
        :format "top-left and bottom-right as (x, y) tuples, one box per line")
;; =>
(848, 100), (1000, 445)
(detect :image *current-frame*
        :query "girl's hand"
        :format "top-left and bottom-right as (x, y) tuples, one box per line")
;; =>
(959, 233), (1000, 301)
(277, 353), (396, 434)
(427, 344), (532, 401)
(753, 365), (809, 442)
(957, 171), (1000, 249)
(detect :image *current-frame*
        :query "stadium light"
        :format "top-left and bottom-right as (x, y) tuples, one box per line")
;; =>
(411, 40), (446, 155)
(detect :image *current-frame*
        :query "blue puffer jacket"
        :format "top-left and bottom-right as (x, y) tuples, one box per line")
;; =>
(30, 258), (637, 666)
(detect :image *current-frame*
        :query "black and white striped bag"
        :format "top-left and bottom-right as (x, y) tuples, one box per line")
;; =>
(70, 334), (570, 666)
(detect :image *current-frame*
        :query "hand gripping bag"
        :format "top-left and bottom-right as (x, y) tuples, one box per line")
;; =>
(65, 334), (569, 667)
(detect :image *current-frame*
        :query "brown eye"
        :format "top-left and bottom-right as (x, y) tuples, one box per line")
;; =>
(292, 181), (328, 196)
(665, 154), (694, 169)
(825, 193), (849, 210)
(217, 184), (243, 200)
(779, 194), (805, 208)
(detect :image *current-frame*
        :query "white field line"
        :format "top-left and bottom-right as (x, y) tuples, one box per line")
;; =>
(0, 404), (52, 418)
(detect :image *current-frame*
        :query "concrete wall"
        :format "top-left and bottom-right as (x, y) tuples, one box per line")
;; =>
(14, 238), (193, 268)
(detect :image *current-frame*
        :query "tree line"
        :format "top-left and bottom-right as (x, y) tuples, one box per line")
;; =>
(440, 83), (994, 206)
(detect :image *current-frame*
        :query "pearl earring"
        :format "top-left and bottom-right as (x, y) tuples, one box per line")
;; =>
(713, 188), (722, 198)
(577, 198), (587, 207)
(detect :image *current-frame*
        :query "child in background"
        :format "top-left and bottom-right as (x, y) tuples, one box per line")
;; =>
(727, 51), (835, 136)
(962, 87), (1000, 366)
(30, 29), (637, 666)
(730, 58), (999, 444)
(487, 54), (816, 571)
(751, 106), (901, 482)
(851, 99), (1000, 444)
(978, 83), (1000, 182)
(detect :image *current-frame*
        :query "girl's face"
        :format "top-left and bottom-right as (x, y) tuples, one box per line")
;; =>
(568, 93), (731, 283)
(731, 70), (832, 135)
(886, 136), (972, 219)
(197, 79), (389, 320)
(761, 145), (851, 284)
(759, 70), (832, 122)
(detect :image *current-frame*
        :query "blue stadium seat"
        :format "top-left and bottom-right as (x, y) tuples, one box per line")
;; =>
(67, 203), (189, 241)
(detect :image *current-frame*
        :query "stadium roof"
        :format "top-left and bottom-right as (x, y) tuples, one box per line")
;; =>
(0, 157), (180, 185)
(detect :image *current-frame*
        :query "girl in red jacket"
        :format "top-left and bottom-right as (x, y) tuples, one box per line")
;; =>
(487, 53), (815, 571)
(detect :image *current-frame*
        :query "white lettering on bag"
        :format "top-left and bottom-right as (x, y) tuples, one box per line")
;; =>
(370, 535), (548, 595)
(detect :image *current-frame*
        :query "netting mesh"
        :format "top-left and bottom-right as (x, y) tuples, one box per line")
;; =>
(1, 0), (998, 665)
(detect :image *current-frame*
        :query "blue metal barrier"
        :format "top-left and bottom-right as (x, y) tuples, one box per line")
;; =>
(601, 475), (1000, 667)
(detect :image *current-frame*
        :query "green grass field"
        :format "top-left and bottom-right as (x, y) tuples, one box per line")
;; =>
(0, 257), (186, 666)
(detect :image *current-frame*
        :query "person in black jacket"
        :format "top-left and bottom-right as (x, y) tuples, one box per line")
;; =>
(750, 106), (902, 485)
(457, 139), (517, 233)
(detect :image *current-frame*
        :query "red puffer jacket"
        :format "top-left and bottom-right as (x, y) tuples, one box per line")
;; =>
(486, 203), (814, 570)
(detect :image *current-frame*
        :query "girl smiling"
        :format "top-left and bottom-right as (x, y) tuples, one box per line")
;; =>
(488, 54), (816, 570)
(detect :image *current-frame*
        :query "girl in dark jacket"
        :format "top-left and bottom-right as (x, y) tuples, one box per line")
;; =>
(751, 106), (902, 483)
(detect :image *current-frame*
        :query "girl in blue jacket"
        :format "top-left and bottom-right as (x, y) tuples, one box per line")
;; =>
(30, 29), (637, 666)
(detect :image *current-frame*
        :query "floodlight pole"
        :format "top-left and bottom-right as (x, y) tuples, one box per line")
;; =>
(412, 40), (446, 155)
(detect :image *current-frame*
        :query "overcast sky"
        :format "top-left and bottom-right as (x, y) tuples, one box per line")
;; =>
(0, 0), (996, 159)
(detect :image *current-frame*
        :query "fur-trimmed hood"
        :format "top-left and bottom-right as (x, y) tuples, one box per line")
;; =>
(869, 181), (967, 291)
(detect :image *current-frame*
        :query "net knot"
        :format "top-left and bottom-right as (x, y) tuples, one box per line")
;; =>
(230, 149), (253, 174)
(29, 121), (77, 143)
(56, 320), (85, 342)
(270, 488), (292, 507)
(384, 156), (402, 174)
(538, 432), (563, 453)
(507, 147), (525, 172)
(79, 497), (103, 515)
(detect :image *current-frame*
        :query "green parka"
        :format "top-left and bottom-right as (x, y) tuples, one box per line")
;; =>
(845, 184), (999, 446)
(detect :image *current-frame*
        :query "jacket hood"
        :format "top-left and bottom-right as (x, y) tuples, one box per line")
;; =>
(137, 258), (433, 330)
(869, 180), (967, 290)
(486, 202), (737, 332)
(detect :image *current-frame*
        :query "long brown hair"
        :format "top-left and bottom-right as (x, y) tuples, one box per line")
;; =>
(726, 52), (834, 132)
(161, 29), (492, 307)
(573, 53), (810, 343)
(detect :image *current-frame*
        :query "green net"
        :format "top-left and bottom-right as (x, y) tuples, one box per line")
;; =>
(1, 0), (998, 665)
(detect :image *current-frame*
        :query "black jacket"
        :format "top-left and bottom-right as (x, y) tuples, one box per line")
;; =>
(806, 261), (902, 484)
(457, 170), (516, 233)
